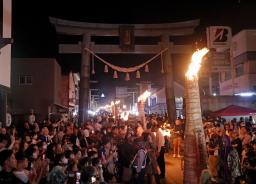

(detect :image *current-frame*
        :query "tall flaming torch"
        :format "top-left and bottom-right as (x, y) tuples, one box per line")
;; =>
(111, 100), (120, 120)
(137, 90), (151, 130)
(184, 48), (209, 184)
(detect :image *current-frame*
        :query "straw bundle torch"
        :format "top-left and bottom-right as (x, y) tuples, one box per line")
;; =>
(184, 48), (209, 184)
(137, 90), (151, 130)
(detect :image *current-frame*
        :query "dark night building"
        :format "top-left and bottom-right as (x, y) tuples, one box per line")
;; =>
(11, 58), (68, 122)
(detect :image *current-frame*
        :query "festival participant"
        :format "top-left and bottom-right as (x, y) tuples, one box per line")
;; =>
(0, 149), (20, 183)
(172, 118), (184, 158)
(228, 141), (242, 184)
(155, 124), (165, 178)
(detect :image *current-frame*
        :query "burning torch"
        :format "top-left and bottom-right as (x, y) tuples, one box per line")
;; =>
(184, 48), (209, 184)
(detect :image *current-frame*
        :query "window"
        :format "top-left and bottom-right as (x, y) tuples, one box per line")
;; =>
(150, 97), (157, 106)
(19, 75), (32, 85)
(235, 64), (244, 77)
(224, 71), (231, 81)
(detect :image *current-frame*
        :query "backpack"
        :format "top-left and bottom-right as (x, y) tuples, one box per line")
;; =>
(131, 149), (150, 169)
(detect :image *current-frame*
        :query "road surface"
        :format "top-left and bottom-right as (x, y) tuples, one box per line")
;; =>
(163, 153), (183, 184)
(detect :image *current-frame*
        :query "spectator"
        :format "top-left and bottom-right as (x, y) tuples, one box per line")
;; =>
(13, 151), (29, 183)
(227, 141), (242, 184)
(0, 149), (21, 184)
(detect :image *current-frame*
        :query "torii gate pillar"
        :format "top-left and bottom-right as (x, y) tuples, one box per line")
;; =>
(162, 35), (176, 124)
(79, 34), (90, 125)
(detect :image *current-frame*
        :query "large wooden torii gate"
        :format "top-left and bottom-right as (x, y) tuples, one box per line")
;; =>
(50, 17), (199, 125)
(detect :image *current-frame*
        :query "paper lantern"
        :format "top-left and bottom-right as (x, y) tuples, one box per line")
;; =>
(145, 64), (149, 72)
(136, 70), (141, 79)
(125, 73), (130, 81)
(91, 54), (95, 75)
(104, 65), (108, 73)
(113, 71), (118, 79)
(161, 53), (164, 73)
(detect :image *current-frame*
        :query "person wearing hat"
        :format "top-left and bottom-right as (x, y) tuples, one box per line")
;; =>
(13, 151), (30, 183)
(0, 149), (23, 184)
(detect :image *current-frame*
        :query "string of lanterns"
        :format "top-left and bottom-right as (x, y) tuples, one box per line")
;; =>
(85, 47), (168, 81)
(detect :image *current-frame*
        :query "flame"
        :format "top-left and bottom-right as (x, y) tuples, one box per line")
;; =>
(138, 90), (151, 102)
(110, 100), (120, 106)
(96, 100), (120, 112)
(120, 111), (130, 121)
(185, 48), (209, 80)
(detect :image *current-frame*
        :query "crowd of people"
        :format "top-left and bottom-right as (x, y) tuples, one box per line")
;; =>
(203, 117), (256, 184)
(1, 110), (256, 184)
(0, 113), (172, 184)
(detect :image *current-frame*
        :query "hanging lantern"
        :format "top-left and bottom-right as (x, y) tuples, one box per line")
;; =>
(145, 64), (149, 72)
(91, 69), (95, 75)
(125, 73), (130, 81)
(136, 70), (141, 79)
(104, 65), (108, 73)
(113, 71), (118, 79)
(161, 53), (164, 73)
(91, 54), (95, 75)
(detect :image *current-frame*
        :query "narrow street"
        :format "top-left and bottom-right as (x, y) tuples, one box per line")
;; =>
(163, 154), (183, 184)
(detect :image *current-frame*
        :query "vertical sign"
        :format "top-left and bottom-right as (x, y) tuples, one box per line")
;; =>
(0, 0), (12, 88)
(0, 0), (2, 37)
(0, 0), (12, 125)
(119, 25), (134, 51)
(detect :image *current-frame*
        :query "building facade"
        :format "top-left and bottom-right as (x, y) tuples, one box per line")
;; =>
(148, 82), (184, 116)
(11, 58), (66, 121)
(220, 30), (256, 95)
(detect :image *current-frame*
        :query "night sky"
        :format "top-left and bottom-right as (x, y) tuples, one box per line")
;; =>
(10, 0), (256, 99)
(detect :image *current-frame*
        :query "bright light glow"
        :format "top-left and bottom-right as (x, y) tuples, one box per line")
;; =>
(88, 110), (96, 116)
(73, 110), (77, 116)
(123, 105), (127, 109)
(120, 111), (130, 121)
(185, 48), (209, 80)
(235, 92), (256, 97)
(130, 107), (139, 116)
(96, 104), (112, 112)
(138, 90), (151, 102)
(101, 93), (105, 98)
(213, 93), (217, 96)
(111, 100), (120, 106)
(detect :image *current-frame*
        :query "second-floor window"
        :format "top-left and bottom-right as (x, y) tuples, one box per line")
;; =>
(235, 64), (244, 77)
(19, 75), (32, 85)
(224, 71), (231, 81)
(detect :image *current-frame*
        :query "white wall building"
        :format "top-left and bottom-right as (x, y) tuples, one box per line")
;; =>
(149, 82), (184, 116)
(220, 30), (256, 95)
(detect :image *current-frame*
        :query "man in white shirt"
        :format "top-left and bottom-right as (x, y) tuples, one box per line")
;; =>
(156, 124), (165, 178)
(28, 109), (35, 126)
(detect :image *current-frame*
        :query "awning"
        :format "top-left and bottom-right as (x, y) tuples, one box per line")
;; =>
(53, 103), (69, 113)
(211, 105), (256, 116)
